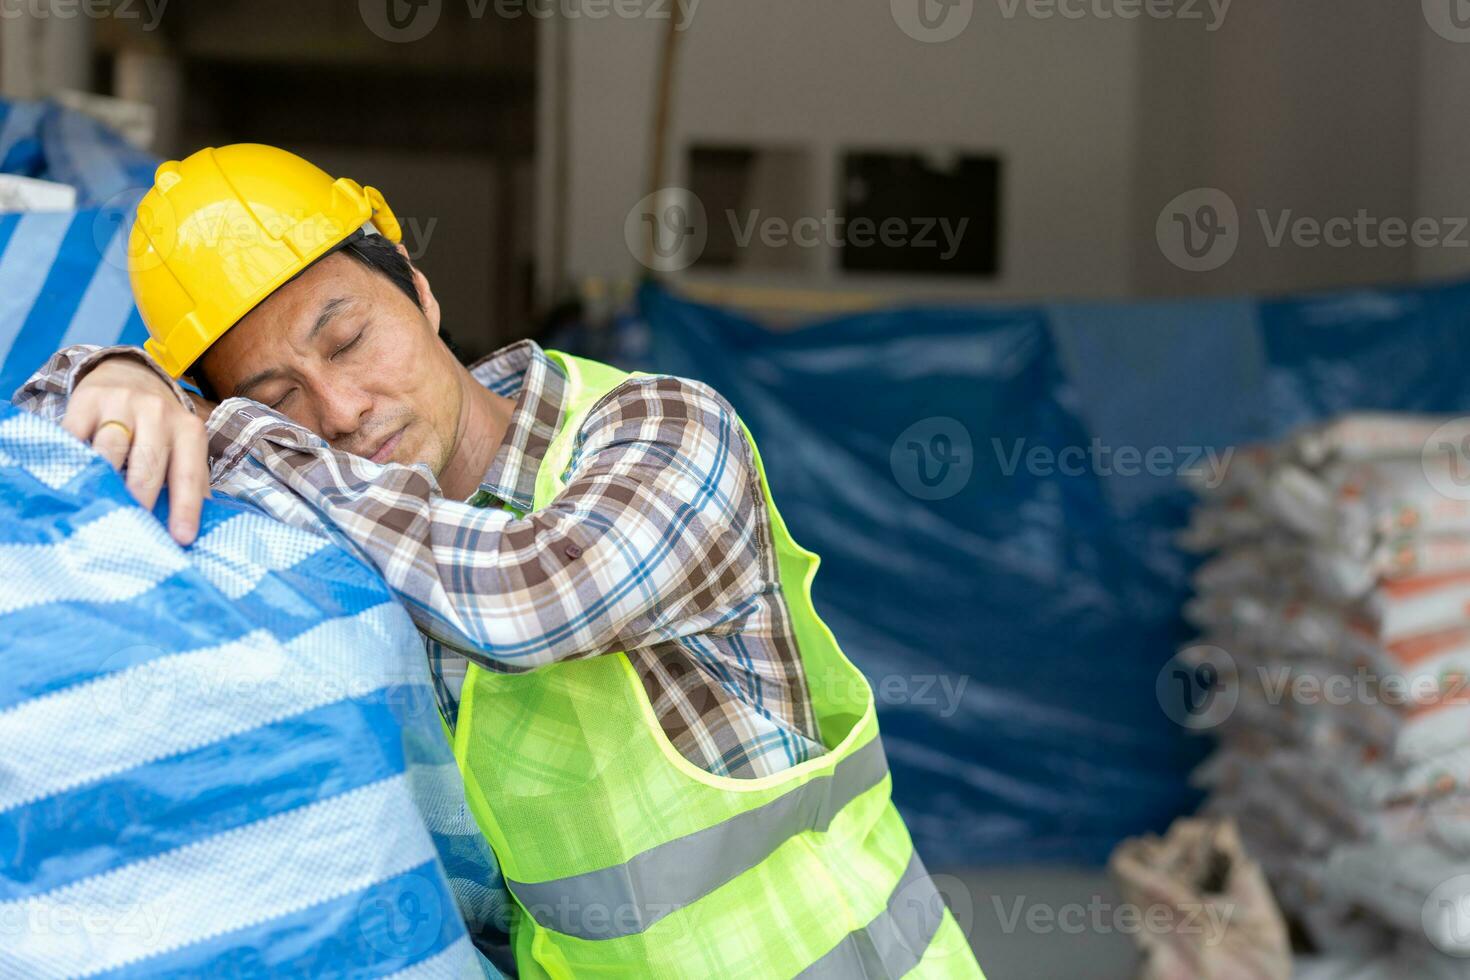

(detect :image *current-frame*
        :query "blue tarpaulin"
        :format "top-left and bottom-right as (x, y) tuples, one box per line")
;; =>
(0, 404), (507, 977)
(0, 99), (158, 399)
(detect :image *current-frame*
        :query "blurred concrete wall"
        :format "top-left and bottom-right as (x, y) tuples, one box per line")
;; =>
(1418, 19), (1470, 284)
(541, 0), (1470, 304)
(5, 3), (1466, 309)
(0, 0), (92, 100)
(541, 0), (1143, 304)
(1132, 0), (1422, 297)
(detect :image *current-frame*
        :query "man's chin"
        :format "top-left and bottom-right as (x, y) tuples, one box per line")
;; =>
(392, 432), (446, 474)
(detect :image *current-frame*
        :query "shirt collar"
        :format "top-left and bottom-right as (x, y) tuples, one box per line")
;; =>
(469, 339), (567, 512)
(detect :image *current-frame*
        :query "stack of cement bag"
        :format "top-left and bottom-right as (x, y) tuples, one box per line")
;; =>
(1180, 413), (1470, 973)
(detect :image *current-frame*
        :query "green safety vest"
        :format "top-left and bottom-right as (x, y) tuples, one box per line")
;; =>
(453, 351), (984, 979)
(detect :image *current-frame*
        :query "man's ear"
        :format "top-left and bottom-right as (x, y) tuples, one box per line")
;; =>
(397, 243), (442, 333)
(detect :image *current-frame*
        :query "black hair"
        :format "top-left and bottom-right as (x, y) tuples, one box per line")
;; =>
(338, 234), (467, 361)
(190, 230), (465, 399)
(338, 232), (423, 311)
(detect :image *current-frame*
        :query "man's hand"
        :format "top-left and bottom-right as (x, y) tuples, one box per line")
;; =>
(63, 356), (210, 545)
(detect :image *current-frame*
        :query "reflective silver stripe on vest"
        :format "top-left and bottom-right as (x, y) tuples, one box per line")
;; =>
(508, 734), (889, 941)
(797, 851), (947, 979)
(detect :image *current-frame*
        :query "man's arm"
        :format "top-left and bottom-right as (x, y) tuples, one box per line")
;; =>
(14, 344), (191, 422)
(210, 376), (766, 671)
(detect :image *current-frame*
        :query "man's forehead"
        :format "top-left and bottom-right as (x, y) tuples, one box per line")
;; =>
(204, 257), (368, 387)
(244, 257), (372, 337)
(257, 253), (368, 319)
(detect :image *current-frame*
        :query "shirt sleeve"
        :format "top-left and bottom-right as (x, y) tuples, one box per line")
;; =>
(207, 375), (767, 672)
(12, 344), (194, 423)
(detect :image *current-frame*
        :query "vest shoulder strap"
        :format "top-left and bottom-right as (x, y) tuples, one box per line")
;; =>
(536, 350), (641, 507)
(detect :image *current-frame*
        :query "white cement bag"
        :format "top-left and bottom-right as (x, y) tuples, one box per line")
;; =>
(1292, 413), (1469, 467)
(1367, 571), (1470, 645)
(1183, 443), (1278, 500)
(1179, 498), (1270, 552)
(1325, 841), (1470, 957)
(1267, 456), (1470, 552)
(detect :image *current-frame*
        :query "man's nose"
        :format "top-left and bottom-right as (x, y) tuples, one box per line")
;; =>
(317, 381), (373, 444)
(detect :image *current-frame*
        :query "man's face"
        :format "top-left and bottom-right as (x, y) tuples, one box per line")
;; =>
(197, 248), (463, 473)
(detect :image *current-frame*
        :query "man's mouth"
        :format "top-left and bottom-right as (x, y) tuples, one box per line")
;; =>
(368, 426), (407, 464)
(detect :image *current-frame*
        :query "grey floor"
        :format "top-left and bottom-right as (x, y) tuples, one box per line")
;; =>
(948, 867), (1141, 980)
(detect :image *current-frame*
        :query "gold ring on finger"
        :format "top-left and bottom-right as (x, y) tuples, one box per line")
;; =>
(95, 419), (134, 443)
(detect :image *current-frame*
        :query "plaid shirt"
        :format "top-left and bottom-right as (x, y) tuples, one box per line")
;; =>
(17, 341), (824, 779)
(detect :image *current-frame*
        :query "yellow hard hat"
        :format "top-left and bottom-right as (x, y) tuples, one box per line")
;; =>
(130, 144), (403, 378)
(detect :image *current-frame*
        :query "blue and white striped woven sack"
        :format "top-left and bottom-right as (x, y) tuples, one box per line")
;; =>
(0, 98), (159, 399)
(0, 403), (507, 978)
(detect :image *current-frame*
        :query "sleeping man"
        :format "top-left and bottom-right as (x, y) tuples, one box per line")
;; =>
(16, 144), (982, 979)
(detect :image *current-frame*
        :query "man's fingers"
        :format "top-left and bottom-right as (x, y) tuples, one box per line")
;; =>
(124, 446), (168, 511)
(124, 406), (170, 512)
(64, 390), (137, 473)
(59, 396), (99, 445)
(90, 412), (136, 473)
(63, 360), (212, 541)
(166, 418), (210, 545)
(61, 364), (212, 541)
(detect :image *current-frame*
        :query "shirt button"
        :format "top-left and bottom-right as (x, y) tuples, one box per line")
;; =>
(563, 542), (583, 560)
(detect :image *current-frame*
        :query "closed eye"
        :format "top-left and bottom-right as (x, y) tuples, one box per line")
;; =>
(332, 330), (365, 360)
